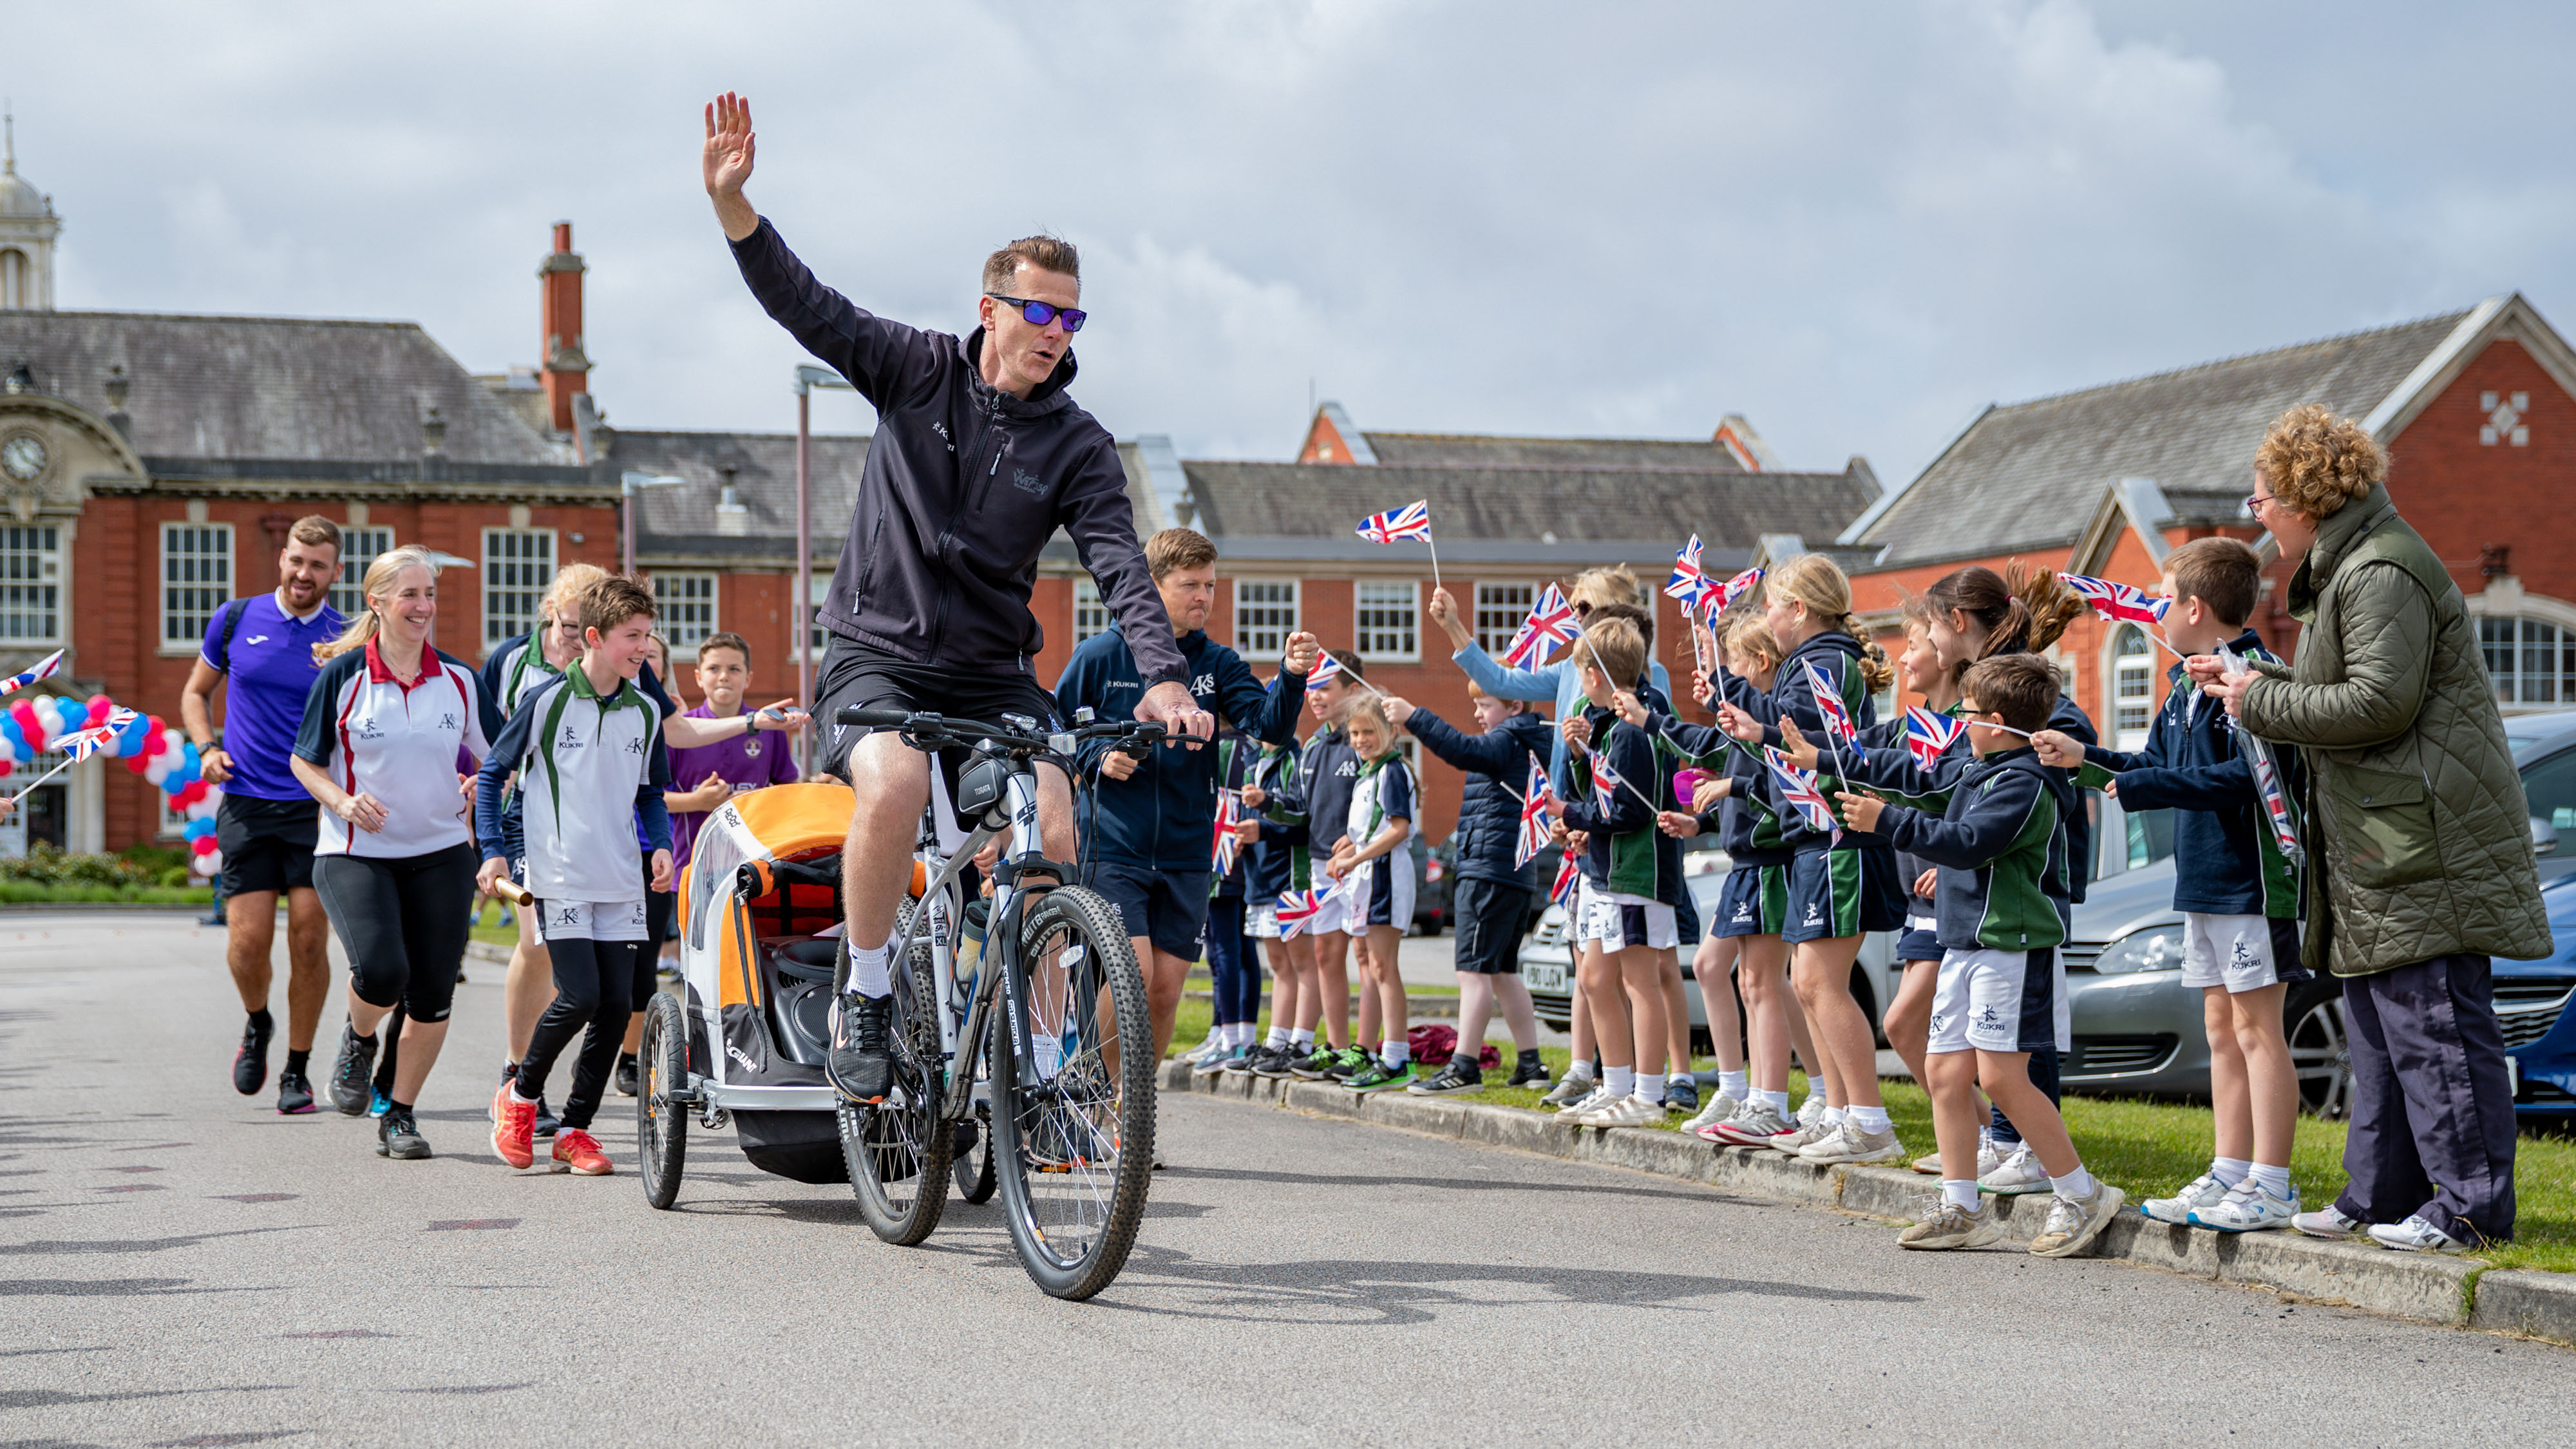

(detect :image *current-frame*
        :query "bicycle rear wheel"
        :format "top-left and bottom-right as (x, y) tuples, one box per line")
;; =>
(842, 902), (953, 1245)
(989, 886), (1155, 1300)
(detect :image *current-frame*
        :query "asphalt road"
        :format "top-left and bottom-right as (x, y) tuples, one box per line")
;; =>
(5, 911), (2569, 1447)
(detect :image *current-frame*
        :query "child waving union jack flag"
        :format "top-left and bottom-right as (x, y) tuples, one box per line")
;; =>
(1714, 566), (1764, 614)
(1765, 744), (1840, 840)
(2060, 573), (2170, 625)
(1515, 758), (1553, 867)
(1502, 583), (1580, 668)
(1800, 659), (1858, 745)
(1664, 535), (1709, 612)
(1354, 500), (1432, 544)
(1904, 705), (1966, 768)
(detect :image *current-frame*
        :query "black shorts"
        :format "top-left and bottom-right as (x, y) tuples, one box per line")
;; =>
(643, 853), (676, 945)
(215, 794), (319, 896)
(1452, 876), (1533, 974)
(813, 639), (1062, 782)
(1085, 859), (1211, 961)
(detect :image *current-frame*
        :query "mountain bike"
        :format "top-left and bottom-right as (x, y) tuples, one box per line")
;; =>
(831, 705), (1163, 1300)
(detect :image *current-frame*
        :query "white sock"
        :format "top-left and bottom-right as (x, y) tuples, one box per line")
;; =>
(1754, 1088), (1790, 1116)
(1603, 1066), (1634, 1099)
(1667, 1072), (1693, 1088)
(1636, 1074), (1665, 1105)
(2213, 1155), (2253, 1187)
(1381, 1040), (1408, 1067)
(510, 1084), (540, 1106)
(2050, 1166), (2097, 1200)
(1232, 1023), (1255, 1048)
(1823, 1106), (1847, 1128)
(1567, 1060), (1598, 1084)
(1848, 1104), (1891, 1135)
(1944, 1179), (1981, 1211)
(1718, 1070), (1748, 1101)
(1267, 1026), (1291, 1049)
(2251, 1162), (2293, 1197)
(1291, 1028), (1315, 1049)
(846, 942), (892, 998)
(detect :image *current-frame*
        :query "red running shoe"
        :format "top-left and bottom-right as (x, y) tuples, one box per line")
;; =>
(490, 1083), (536, 1170)
(551, 1129), (612, 1176)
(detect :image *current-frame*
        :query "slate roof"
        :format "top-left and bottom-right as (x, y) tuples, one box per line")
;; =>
(1182, 459), (1878, 563)
(0, 309), (572, 468)
(1358, 431), (1748, 471)
(1852, 308), (2476, 569)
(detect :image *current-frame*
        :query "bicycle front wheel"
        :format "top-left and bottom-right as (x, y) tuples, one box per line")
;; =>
(989, 886), (1155, 1300)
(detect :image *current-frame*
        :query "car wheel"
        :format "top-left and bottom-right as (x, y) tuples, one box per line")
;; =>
(2286, 981), (2353, 1120)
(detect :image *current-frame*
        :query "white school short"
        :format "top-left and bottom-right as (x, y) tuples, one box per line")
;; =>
(1305, 884), (1353, 938)
(1575, 878), (1679, 952)
(1247, 904), (1283, 940)
(1926, 946), (2069, 1056)
(2182, 913), (2297, 992)
(537, 898), (650, 944)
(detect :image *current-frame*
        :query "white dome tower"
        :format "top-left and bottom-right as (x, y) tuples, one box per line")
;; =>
(0, 113), (61, 311)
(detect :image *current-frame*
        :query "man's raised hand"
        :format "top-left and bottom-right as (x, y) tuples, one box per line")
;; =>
(703, 92), (760, 241)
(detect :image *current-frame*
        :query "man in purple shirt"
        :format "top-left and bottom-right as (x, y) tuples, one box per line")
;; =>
(180, 516), (345, 1114)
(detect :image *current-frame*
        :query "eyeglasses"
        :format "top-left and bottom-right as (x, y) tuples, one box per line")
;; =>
(2244, 491), (2278, 516)
(987, 294), (1086, 333)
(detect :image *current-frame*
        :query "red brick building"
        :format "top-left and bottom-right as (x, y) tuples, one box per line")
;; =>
(1839, 296), (2576, 758)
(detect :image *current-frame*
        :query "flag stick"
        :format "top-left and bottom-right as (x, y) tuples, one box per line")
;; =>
(1424, 531), (1442, 591)
(2, 752), (83, 806)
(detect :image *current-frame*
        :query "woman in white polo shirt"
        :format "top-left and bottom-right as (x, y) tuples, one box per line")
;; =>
(291, 546), (504, 1161)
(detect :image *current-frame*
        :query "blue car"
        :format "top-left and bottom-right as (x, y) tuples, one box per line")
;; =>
(2503, 872), (2576, 1117)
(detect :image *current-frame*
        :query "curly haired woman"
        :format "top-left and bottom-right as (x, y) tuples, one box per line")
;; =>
(2193, 404), (2548, 1253)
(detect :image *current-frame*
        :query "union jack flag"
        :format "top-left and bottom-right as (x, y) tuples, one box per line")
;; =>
(1303, 651), (1345, 693)
(1354, 499), (1432, 544)
(2060, 573), (2170, 625)
(1765, 745), (1839, 839)
(1274, 888), (1323, 939)
(55, 708), (140, 763)
(1515, 758), (1553, 868)
(1550, 852), (1582, 908)
(1501, 583), (1581, 668)
(0, 649), (63, 699)
(1712, 566), (1764, 616)
(1212, 789), (1242, 875)
(1584, 746), (1626, 812)
(1801, 659), (1857, 745)
(1664, 535), (1710, 612)
(1904, 705), (1967, 769)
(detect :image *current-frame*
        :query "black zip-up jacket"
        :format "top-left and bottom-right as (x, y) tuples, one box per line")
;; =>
(730, 219), (1186, 687)
(2076, 629), (2301, 918)
(1402, 706), (1553, 890)
(1560, 686), (1684, 906)
(1057, 628), (1302, 870)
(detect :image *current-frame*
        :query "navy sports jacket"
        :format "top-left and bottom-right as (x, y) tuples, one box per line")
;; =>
(1403, 705), (1553, 890)
(1057, 627), (1302, 870)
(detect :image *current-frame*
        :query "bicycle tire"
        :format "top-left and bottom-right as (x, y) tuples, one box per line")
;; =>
(990, 886), (1155, 1300)
(638, 990), (688, 1210)
(842, 900), (953, 1245)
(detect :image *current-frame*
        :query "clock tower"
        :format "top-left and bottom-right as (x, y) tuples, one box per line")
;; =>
(0, 112), (61, 312)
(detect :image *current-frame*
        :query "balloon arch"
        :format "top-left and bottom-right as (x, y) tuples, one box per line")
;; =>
(1, 693), (224, 876)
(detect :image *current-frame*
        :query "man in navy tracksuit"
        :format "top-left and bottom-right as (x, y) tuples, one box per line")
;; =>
(1384, 687), (1556, 1095)
(1055, 529), (1314, 1059)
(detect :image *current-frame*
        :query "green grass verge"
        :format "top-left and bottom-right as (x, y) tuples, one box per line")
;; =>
(1162, 1025), (2576, 1273)
(0, 881), (213, 904)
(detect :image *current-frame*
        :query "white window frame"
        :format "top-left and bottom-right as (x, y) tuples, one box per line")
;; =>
(1072, 577), (1112, 647)
(1473, 582), (1535, 658)
(807, 573), (831, 665)
(2108, 625), (2156, 751)
(653, 571), (721, 653)
(160, 522), (232, 655)
(2482, 615), (2576, 708)
(481, 527), (556, 657)
(0, 524), (64, 649)
(1355, 580), (1421, 663)
(326, 526), (395, 620)
(1233, 579), (1298, 660)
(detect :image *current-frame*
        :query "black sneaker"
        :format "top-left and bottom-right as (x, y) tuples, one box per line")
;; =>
(828, 992), (896, 1103)
(1407, 1058), (1484, 1096)
(376, 1107), (432, 1160)
(276, 1070), (316, 1115)
(614, 1054), (640, 1097)
(329, 1025), (377, 1116)
(1666, 1077), (1700, 1114)
(1220, 1043), (1269, 1075)
(1505, 1052), (1552, 1090)
(232, 1014), (274, 1095)
(532, 1097), (560, 1139)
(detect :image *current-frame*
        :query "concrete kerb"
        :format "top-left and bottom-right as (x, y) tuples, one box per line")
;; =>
(1158, 1058), (2570, 1341)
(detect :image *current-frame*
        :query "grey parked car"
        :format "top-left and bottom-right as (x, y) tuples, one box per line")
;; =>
(2061, 706), (2576, 1113)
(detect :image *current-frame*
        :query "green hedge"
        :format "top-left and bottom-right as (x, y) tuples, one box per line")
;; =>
(0, 843), (208, 900)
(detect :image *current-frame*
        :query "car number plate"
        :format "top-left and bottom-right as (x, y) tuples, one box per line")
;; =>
(1523, 956), (1570, 995)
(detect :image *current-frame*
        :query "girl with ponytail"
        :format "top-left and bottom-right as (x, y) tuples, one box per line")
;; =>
(1914, 560), (2100, 1193)
(1700, 553), (1913, 1166)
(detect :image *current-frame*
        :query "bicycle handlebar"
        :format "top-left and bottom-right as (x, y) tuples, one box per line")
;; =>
(832, 705), (1168, 756)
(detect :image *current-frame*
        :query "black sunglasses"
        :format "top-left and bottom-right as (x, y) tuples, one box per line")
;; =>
(988, 294), (1086, 333)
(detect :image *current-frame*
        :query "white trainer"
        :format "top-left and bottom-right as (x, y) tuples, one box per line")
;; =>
(2031, 1180), (2128, 1257)
(2192, 1180), (2300, 1233)
(1681, 1091), (1741, 1135)
(1768, 1121), (1829, 1155)
(2142, 1171), (2233, 1226)
(2291, 1204), (2371, 1241)
(1899, 1197), (2004, 1251)
(1801, 1119), (1908, 1165)
(1977, 1143), (2052, 1195)
(1556, 1084), (1618, 1122)
(2367, 1215), (2472, 1253)
(1794, 1092), (1830, 1130)
(1580, 1094), (1666, 1129)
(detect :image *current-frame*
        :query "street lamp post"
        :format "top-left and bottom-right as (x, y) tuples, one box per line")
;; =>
(620, 469), (685, 578)
(793, 365), (855, 768)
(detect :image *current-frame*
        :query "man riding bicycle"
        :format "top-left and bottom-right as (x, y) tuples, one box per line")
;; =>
(703, 92), (1213, 1104)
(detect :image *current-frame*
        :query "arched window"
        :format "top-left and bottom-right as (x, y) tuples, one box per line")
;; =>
(2110, 625), (2155, 750)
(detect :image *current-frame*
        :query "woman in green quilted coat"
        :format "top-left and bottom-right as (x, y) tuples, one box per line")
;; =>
(2195, 404), (2547, 1252)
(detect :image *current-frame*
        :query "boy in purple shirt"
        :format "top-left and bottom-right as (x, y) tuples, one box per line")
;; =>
(663, 632), (802, 866)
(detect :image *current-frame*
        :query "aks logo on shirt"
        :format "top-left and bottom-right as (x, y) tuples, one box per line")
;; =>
(353, 717), (386, 741)
(623, 735), (647, 756)
(437, 713), (458, 732)
(555, 726), (586, 752)
(1189, 672), (1216, 697)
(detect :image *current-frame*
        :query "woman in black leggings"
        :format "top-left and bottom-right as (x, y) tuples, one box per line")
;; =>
(292, 546), (503, 1159)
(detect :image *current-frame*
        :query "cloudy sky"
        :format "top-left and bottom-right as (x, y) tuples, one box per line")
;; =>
(9, 1), (2572, 486)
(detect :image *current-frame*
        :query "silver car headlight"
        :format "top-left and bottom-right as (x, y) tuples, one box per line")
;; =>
(2092, 926), (2184, 975)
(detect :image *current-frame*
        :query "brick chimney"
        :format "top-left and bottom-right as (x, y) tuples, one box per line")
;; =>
(538, 221), (590, 433)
